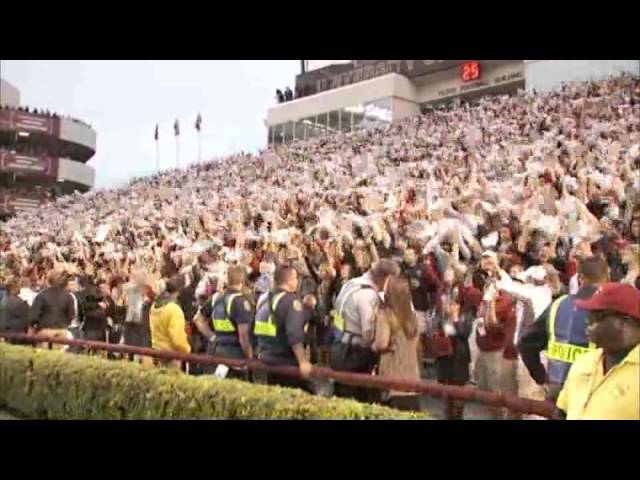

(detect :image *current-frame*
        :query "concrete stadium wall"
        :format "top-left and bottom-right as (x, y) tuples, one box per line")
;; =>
(307, 60), (352, 72)
(58, 158), (95, 188)
(0, 151), (59, 178)
(59, 118), (97, 152)
(391, 97), (421, 120)
(267, 74), (416, 125)
(525, 60), (640, 93)
(413, 61), (525, 104)
(268, 62), (525, 126)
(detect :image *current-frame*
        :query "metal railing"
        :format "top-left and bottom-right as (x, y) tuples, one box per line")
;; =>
(0, 331), (556, 419)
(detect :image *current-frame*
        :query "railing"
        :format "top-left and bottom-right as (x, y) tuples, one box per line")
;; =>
(0, 332), (556, 419)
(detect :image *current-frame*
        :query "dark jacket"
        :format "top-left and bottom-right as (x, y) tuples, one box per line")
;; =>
(0, 294), (30, 332)
(177, 266), (201, 322)
(518, 284), (598, 385)
(402, 261), (430, 311)
(79, 287), (109, 334)
(435, 312), (474, 384)
(29, 286), (75, 330)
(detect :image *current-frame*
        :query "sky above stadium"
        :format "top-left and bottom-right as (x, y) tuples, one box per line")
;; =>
(1, 60), (300, 188)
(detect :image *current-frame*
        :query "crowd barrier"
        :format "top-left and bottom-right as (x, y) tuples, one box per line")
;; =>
(0, 332), (556, 419)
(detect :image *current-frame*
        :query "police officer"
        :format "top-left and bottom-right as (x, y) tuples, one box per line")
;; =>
(253, 264), (312, 390)
(518, 256), (608, 401)
(330, 259), (400, 402)
(194, 266), (254, 378)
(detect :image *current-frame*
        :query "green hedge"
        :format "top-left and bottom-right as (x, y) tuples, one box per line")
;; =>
(0, 344), (428, 419)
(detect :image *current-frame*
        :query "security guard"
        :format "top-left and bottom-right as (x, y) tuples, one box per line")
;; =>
(253, 264), (312, 391)
(194, 266), (254, 378)
(518, 256), (608, 400)
(330, 259), (400, 402)
(555, 283), (640, 420)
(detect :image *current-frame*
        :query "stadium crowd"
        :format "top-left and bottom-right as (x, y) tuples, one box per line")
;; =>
(1, 75), (640, 418)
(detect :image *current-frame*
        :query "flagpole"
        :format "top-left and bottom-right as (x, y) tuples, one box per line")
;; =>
(154, 124), (161, 173)
(176, 136), (180, 169)
(195, 113), (203, 164)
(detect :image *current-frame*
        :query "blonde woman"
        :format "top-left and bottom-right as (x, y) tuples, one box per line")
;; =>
(373, 275), (421, 412)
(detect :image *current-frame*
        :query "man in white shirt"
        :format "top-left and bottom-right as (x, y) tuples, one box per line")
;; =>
(486, 258), (553, 406)
(495, 265), (553, 340)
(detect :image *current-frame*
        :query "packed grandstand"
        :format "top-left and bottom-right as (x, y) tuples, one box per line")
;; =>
(1, 73), (639, 419)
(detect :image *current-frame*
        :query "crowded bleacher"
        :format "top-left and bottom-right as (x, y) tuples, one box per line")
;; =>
(1, 75), (639, 417)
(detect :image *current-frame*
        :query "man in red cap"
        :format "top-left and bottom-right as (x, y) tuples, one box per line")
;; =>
(555, 283), (640, 420)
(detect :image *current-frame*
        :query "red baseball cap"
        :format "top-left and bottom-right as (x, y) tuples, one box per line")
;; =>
(575, 283), (640, 321)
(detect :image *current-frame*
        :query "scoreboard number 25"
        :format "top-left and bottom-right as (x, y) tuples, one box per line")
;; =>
(461, 61), (481, 82)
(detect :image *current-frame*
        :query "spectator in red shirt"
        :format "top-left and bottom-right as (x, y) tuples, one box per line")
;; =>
(471, 266), (519, 419)
(422, 252), (445, 311)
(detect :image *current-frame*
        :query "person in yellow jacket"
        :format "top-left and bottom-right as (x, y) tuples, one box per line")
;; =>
(555, 283), (640, 420)
(150, 280), (191, 368)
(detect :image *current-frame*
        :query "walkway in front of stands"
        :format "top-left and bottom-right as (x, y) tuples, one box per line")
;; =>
(419, 363), (546, 420)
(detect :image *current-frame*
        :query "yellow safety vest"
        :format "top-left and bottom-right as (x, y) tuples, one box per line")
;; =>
(253, 292), (286, 337)
(547, 294), (596, 364)
(332, 281), (371, 332)
(212, 293), (241, 333)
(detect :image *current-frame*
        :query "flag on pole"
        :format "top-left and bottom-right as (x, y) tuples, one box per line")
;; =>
(174, 119), (180, 137)
(195, 113), (202, 132)
(154, 124), (159, 141)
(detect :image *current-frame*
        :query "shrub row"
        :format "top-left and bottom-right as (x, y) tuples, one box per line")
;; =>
(0, 344), (429, 420)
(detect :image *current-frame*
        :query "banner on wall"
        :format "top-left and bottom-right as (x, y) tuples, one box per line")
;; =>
(0, 110), (59, 136)
(0, 151), (59, 178)
(0, 190), (45, 214)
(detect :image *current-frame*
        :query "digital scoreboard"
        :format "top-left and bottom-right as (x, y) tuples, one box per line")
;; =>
(461, 61), (481, 82)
